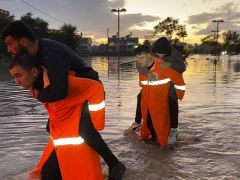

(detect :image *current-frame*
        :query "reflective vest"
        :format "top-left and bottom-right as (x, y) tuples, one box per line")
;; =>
(139, 58), (185, 146)
(30, 76), (104, 180)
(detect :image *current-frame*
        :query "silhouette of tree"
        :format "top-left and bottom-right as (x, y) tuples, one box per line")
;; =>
(60, 24), (81, 50)
(176, 25), (187, 42)
(20, 12), (49, 38)
(0, 14), (15, 56)
(223, 31), (240, 54)
(153, 17), (187, 41)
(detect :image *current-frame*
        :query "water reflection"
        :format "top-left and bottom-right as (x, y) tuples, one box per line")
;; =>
(0, 60), (12, 81)
(0, 55), (240, 179)
(234, 61), (240, 72)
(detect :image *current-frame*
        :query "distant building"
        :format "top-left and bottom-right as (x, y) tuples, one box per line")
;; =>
(108, 36), (138, 55)
(77, 37), (92, 55)
(0, 9), (10, 16)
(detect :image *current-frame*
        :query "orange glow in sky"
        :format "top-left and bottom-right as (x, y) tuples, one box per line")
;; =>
(2, 0), (239, 45)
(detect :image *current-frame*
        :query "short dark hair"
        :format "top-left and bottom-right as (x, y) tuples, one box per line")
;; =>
(9, 54), (40, 71)
(2, 21), (36, 41)
(134, 45), (150, 55)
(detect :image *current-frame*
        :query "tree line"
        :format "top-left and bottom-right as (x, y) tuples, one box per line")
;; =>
(190, 31), (240, 55)
(152, 16), (240, 55)
(0, 12), (81, 57)
(0, 13), (240, 58)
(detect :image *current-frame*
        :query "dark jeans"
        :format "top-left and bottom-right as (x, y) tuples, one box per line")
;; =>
(45, 102), (119, 174)
(168, 83), (179, 128)
(135, 83), (179, 128)
(41, 150), (62, 180)
(79, 101), (119, 168)
(146, 111), (157, 141)
(135, 91), (142, 124)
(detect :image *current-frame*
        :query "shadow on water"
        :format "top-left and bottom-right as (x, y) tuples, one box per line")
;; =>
(0, 55), (240, 179)
(233, 61), (240, 72)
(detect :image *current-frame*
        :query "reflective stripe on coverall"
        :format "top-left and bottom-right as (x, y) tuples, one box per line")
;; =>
(30, 76), (105, 180)
(139, 58), (185, 146)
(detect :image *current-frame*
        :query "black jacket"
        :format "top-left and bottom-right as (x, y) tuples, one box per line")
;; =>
(35, 38), (99, 103)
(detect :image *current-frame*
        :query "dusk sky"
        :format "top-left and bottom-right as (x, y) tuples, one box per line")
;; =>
(1, 0), (240, 44)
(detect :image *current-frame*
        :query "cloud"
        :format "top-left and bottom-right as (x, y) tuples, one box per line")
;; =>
(7, 0), (160, 40)
(53, 0), (160, 39)
(107, 0), (126, 8)
(187, 2), (240, 35)
(119, 14), (160, 32)
(202, 0), (212, 3)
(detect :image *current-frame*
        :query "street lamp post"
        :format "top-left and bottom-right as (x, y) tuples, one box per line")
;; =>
(111, 8), (126, 70)
(212, 19), (224, 44)
(212, 19), (224, 65)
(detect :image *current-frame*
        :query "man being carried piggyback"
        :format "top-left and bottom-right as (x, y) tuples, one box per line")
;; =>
(3, 20), (126, 180)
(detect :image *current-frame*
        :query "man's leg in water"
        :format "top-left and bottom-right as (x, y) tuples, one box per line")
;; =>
(169, 83), (179, 129)
(128, 91), (142, 132)
(41, 150), (62, 180)
(146, 110), (157, 142)
(169, 95), (179, 128)
(168, 83), (179, 145)
(80, 101), (126, 179)
(135, 91), (142, 124)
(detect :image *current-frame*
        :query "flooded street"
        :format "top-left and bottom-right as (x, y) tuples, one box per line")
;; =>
(0, 55), (240, 179)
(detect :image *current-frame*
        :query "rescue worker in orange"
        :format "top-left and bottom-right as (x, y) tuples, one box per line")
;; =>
(3, 21), (126, 180)
(9, 54), (105, 180)
(135, 44), (185, 146)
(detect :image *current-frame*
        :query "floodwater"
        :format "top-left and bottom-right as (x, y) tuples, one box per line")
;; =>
(0, 55), (240, 180)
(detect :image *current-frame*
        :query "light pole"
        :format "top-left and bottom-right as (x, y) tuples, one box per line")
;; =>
(212, 19), (224, 44)
(111, 8), (126, 69)
(212, 19), (224, 64)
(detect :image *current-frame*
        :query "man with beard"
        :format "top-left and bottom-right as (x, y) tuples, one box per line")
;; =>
(2, 21), (126, 180)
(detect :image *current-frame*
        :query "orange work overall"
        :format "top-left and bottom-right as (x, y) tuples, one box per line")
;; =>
(30, 76), (105, 180)
(140, 59), (185, 146)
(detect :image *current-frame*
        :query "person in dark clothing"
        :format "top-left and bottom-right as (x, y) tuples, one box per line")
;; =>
(3, 20), (126, 179)
(152, 37), (186, 144)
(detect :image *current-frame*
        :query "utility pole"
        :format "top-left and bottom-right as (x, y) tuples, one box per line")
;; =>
(111, 8), (127, 72)
(212, 19), (224, 64)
